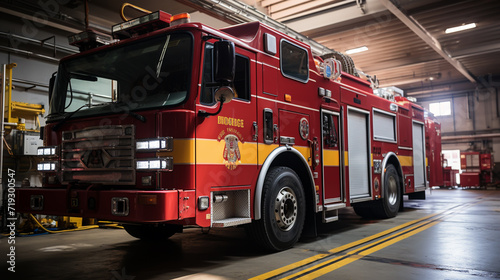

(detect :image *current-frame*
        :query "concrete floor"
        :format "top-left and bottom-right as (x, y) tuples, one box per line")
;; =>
(1, 188), (500, 280)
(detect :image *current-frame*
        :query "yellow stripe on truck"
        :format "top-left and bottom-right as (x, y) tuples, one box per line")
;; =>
(323, 150), (340, 166)
(398, 155), (413, 167)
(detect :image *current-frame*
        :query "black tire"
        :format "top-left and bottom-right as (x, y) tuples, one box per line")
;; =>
(248, 167), (306, 251)
(376, 164), (401, 218)
(353, 203), (375, 219)
(123, 224), (181, 241)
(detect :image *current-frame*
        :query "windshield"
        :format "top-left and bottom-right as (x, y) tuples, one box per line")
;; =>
(49, 32), (192, 120)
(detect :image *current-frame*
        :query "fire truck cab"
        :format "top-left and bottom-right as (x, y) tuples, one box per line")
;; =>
(17, 10), (428, 251)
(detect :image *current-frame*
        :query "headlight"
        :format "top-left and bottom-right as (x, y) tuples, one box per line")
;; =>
(37, 146), (58, 157)
(37, 161), (58, 171)
(136, 137), (173, 152)
(136, 157), (173, 171)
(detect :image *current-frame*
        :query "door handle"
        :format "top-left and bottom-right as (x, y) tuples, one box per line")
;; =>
(252, 121), (258, 141)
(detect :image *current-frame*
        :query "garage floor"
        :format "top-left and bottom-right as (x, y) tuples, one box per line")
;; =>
(2, 188), (500, 280)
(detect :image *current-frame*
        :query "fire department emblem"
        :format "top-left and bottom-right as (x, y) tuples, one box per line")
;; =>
(299, 118), (309, 140)
(223, 134), (241, 170)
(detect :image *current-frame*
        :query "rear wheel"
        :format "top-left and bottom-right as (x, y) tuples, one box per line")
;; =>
(353, 165), (401, 219)
(376, 164), (401, 218)
(248, 167), (306, 251)
(123, 224), (181, 241)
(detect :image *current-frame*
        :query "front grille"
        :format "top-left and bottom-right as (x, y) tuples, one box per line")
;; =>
(61, 125), (135, 184)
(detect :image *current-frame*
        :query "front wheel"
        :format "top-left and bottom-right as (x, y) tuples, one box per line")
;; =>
(247, 167), (306, 251)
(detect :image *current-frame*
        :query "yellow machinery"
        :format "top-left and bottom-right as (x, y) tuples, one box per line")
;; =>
(2, 63), (45, 132)
(1, 64), (89, 232)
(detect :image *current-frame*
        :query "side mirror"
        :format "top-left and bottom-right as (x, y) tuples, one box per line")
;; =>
(214, 86), (235, 104)
(214, 40), (235, 84)
(48, 72), (57, 103)
(198, 86), (235, 118)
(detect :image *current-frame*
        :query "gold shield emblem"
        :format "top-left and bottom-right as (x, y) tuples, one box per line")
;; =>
(223, 134), (241, 170)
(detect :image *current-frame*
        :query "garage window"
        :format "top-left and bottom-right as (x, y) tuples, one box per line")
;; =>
(429, 101), (451, 116)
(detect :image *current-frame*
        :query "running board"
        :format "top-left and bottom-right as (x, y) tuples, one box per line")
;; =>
(322, 203), (346, 223)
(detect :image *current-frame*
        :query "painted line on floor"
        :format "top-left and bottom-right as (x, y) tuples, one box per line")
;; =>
(248, 212), (441, 280)
(250, 200), (481, 280)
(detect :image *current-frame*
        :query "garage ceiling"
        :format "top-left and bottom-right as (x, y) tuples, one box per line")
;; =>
(1, 0), (499, 99)
(274, 0), (500, 98)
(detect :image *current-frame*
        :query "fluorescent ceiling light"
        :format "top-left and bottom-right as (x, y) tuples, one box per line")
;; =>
(445, 23), (476, 34)
(345, 46), (368, 54)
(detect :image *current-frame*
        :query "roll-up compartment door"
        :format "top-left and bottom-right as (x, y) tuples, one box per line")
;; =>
(348, 109), (371, 199)
(412, 122), (426, 191)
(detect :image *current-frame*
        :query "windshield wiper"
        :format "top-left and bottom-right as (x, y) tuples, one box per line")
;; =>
(52, 104), (91, 131)
(52, 103), (110, 131)
(109, 101), (147, 123)
(156, 35), (171, 78)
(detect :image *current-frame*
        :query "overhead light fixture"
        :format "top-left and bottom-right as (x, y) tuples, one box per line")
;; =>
(445, 23), (476, 34)
(345, 46), (368, 54)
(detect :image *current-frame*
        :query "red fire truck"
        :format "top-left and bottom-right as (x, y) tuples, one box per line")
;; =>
(16, 9), (429, 251)
(425, 111), (444, 188)
(460, 151), (493, 188)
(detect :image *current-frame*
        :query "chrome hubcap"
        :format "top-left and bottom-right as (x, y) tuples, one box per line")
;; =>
(387, 176), (398, 206)
(274, 187), (298, 231)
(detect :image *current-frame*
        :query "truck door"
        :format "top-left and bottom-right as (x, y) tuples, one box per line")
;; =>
(321, 109), (343, 204)
(196, 44), (258, 189)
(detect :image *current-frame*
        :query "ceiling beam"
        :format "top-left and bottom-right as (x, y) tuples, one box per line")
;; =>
(283, 0), (387, 34)
(377, 0), (487, 88)
(0, 7), (81, 34)
(183, 0), (335, 55)
(274, 0), (355, 22)
(360, 58), (443, 73)
(452, 42), (500, 59)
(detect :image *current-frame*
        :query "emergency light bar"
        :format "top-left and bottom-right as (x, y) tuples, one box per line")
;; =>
(68, 30), (113, 52)
(112, 10), (172, 40)
(320, 58), (342, 81)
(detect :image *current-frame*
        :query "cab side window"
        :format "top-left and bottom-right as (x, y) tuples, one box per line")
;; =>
(280, 40), (308, 83)
(201, 44), (250, 105)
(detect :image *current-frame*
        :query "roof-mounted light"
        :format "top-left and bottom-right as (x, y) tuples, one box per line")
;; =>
(68, 30), (113, 52)
(320, 58), (342, 81)
(170, 13), (191, 26)
(112, 10), (172, 40)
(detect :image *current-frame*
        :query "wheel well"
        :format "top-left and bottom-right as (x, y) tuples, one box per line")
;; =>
(270, 151), (317, 237)
(254, 147), (316, 224)
(383, 154), (404, 211)
(270, 152), (315, 211)
(383, 154), (404, 193)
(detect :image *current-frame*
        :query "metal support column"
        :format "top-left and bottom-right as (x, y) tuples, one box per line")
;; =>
(1, 64), (6, 224)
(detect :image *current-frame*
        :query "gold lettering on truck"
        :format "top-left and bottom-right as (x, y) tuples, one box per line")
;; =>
(218, 116), (244, 128)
